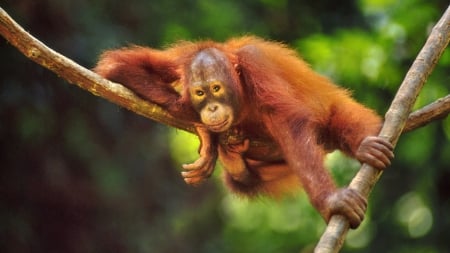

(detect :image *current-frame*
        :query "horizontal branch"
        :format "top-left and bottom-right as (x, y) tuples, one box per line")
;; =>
(0, 7), (195, 133)
(404, 94), (450, 132)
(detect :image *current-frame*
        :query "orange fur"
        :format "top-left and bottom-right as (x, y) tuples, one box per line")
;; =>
(95, 36), (383, 223)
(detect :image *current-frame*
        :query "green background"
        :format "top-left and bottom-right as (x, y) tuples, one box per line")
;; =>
(0, 0), (449, 252)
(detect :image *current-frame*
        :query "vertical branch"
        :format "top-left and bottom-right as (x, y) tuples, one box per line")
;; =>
(315, 6), (450, 253)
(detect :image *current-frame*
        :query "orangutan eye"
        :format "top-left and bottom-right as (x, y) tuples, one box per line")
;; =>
(195, 90), (205, 96)
(212, 85), (221, 92)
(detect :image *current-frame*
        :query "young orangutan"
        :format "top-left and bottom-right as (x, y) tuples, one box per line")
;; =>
(94, 36), (394, 228)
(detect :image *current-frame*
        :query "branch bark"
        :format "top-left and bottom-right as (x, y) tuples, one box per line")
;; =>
(315, 5), (450, 253)
(0, 7), (195, 134)
(404, 94), (450, 133)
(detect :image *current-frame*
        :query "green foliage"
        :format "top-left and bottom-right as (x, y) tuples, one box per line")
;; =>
(1, 0), (448, 253)
(395, 192), (434, 238)
(169, 129), (201, 167)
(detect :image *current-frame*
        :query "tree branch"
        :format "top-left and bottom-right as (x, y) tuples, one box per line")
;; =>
(315, 5), (450, 253)
(0, 7), (195, 134)
(404, 94), (450, 133)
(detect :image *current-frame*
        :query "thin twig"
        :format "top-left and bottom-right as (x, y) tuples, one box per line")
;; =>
(404, 94), (450, 132)
(315, 6), (450, 253)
